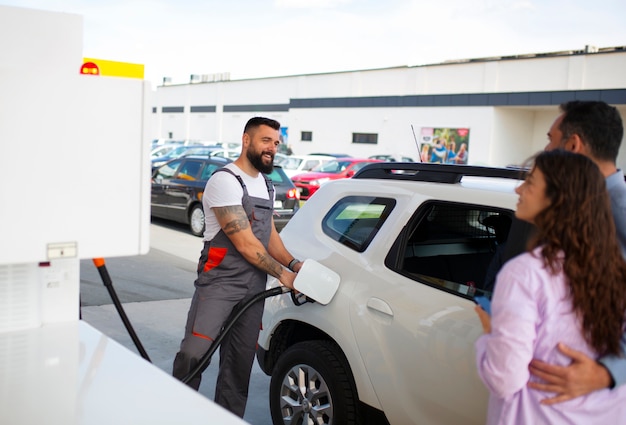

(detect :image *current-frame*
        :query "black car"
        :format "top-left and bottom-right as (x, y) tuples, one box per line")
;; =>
(267, 164), (301, 231)
(151, 156), (299, 236)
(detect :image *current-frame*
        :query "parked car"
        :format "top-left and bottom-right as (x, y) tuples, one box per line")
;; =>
(151, 143), (183, 159)
(291, 158), (382, 200)
(210, 147), (240, 160)
(151, 145), (240, 171)
(369, 153), (416, 162)
(273, 153), (289, 165)
(309, 152), (352, 158)
(151, 157), (298, 236)
(151, 138), (182, 149)
(279, 154), (335, 179)
(267, 165), (301, 231)
(257, 162), (527, 425)
(151, 145), (207, 170)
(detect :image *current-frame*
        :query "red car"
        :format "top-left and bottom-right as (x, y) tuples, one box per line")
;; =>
(291, 158), (382, 200)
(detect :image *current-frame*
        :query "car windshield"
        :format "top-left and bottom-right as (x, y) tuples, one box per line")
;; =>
(314, 160), (352, 174)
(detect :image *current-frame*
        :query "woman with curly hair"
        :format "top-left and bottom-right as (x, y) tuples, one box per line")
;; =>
(474, 149), (626, 424)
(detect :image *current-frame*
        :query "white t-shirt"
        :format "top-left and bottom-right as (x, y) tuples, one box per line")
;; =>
(202, 163), (273, 240)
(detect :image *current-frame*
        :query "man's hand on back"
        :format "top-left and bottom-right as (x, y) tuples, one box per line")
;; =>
(528, 342), (613, 405)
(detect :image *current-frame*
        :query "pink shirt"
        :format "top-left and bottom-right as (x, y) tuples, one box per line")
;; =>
(475, 249), (626, 424)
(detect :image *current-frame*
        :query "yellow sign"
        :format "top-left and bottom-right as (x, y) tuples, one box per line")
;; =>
(81, 57), (144, 79)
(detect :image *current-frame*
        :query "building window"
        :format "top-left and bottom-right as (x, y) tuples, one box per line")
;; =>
(301, 131), (313, 142)
(162, 106), (184, 113)
(352, 133), (378, 144)
(190, 105), (216, 113)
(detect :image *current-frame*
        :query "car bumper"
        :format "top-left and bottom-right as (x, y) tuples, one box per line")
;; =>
(273, 209), (297, 231)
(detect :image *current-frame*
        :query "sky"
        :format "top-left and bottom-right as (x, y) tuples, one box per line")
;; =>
(2, 0), (626, 87)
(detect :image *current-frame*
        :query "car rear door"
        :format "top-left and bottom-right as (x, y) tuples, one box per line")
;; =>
(346, 201), (509, 424)
(162, 158), (205, 222)
(349, 269), (487, 425)
(151, 158), (183, 219)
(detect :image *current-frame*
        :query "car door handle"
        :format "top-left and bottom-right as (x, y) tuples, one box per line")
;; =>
(367, 297), (393, 317)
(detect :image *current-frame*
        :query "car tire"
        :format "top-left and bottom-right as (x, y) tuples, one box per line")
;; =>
(270, 340), (358, 425)
(189, 204), (205, 237)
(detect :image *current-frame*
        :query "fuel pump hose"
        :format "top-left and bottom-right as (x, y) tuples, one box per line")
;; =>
(91, 258), (294, 385)
(92, 258), (152, 362)
(181, 285), (290, 384)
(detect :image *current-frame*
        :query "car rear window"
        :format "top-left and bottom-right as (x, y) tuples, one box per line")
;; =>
(386, 201), (517, 299)
(322, 196), (395, 252)
(265, 167), (289, 184)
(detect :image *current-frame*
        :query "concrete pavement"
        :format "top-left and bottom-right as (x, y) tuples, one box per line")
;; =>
(80, 219), (273, 425)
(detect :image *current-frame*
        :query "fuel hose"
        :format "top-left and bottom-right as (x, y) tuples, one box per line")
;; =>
(92, 258), (152, 362)
(92, 258), (298, 384)
(181, 285), (290, 384)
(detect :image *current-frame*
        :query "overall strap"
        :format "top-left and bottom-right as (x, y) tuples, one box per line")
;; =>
(213, 167), (274, 198)
(263, 173), (275, 199)
(213, 167), (247, 192)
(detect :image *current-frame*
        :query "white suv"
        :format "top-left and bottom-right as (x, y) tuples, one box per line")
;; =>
(257, 162), (529, 425)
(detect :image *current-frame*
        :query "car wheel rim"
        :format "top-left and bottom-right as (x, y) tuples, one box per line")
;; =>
(190, 208), (204, 234)
(279, 364), (333, 424)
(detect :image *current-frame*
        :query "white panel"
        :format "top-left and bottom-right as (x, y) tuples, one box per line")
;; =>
(0, 264), (40, 332)
(494, 57), (572, 92)
(0, 6), (82, 77)
(0, 321), (247, 425)
(491, 109), (537, 167)
(583, 53), (626, 89)
(0, 259), (80, 330)
(39, 259), (80, 324)
(70, 77), (151, 260)
(0, 7), (149, 265)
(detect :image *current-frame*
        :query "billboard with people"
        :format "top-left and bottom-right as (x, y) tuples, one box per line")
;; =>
(419, 127), (470, 164)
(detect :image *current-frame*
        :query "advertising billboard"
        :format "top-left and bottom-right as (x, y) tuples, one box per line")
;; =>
(419, 127), (470, 164)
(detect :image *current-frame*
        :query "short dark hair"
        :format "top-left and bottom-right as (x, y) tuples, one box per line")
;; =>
(244, 116), (280, 134)
(559, 101), (623, 162)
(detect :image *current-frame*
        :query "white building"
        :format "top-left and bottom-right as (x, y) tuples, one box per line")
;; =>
(150, 46), (626, 169)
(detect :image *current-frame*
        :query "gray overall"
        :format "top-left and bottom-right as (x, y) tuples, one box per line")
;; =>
(172, 168), (274, 417)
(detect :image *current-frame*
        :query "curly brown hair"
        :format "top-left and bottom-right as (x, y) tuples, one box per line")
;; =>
(527, 149), (626, 356)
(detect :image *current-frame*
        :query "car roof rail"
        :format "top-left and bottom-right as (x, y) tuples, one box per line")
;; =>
(352, 162), (526, 183)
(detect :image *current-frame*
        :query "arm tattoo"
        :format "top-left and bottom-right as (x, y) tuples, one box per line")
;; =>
(215, 206), (282, 276)
(257, 252), (283, 279)
(214, 206), (250, 235)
